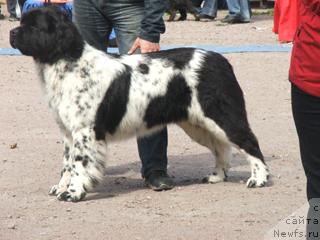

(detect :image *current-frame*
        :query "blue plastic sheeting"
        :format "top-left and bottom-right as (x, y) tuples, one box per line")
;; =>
(22, 0), (73, 19)
(0, 44), (292, 56)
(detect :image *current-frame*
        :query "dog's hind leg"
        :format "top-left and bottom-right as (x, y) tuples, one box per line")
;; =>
(230, 130), (270, 188)
(56, 128), (106, 202)
(178, 9), (187, 21)
(168, 9), (177, 21)
(186, 0), (200, 21)
(178, 122), (230, 183)
(202, 142), (231, 183)
(202, 117), (269, 188)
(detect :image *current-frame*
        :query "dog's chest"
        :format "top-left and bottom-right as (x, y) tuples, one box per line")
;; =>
(40, 65), (101, 131)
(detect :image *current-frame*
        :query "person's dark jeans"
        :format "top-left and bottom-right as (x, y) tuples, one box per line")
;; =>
(7, 0), (17, 16)
(138, 129), (168, 178)
(73, 0), (168, 178)
(291, 84), (320, 240)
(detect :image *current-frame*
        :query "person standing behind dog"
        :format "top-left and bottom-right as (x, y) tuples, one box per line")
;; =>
(290, 1), (320, 238)
(0, 0), (5, 20)
(273, 0), (300, 43)
(221, 0), (251, 23)
(197, 0), (218, 21)
(6, 0), (20, 21)
(73, 0), (174, 191)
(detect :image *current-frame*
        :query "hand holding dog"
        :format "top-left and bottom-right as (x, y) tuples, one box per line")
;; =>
(128, 37), (160, 54)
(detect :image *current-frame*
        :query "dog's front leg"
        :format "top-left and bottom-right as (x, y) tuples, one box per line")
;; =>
(49, 135), (73, 196)
(57, 128), (106, 202)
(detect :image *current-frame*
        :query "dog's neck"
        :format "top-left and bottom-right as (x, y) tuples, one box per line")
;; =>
(35, 43), (117, 88)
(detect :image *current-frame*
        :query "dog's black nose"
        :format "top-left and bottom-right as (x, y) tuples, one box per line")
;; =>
(9, 27), (19, 48)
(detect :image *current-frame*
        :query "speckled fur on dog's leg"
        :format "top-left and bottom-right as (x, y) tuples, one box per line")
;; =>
(57, 128), (106, 202)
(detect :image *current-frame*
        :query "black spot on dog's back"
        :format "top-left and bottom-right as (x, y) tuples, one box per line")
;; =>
(138, 64), (149, 74)
(94, 65), (132, 140)
(144, 74), (191, 127)
(146, 48), (195, 69)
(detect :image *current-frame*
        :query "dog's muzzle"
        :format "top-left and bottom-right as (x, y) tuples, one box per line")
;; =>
(9, 27), (19, 48)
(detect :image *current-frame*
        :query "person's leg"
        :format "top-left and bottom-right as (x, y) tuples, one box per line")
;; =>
(105, 1), (143, 54)
(291, 84), (320, 239)
(225, 0), (240, 16)
(101, 1), (172, 190)
(221, 0), (241, 23)
(291, 84), (320, 201)
(0, 5), (4, 20)
(239, 0), (250, 22)
(73, 0), (112, 51)
(7, 0), (17, 19)
(18, 0), (25, 10)
(200, 0), (218, 19)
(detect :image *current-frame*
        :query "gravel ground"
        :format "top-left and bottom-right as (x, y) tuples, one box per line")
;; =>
(0, 8), (308, 240)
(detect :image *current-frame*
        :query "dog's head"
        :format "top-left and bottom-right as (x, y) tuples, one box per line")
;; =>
(10, 6), (84, 64)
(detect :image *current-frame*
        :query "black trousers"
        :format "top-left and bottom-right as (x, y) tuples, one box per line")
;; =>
(291, 84), (320, 240)
(291, 84), (320, 200)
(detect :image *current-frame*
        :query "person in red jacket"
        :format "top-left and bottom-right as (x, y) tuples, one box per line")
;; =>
(273, 0), (300, 43)
(290, 1), (320, 238)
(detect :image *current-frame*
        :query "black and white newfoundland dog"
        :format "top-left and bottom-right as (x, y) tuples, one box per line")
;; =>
(10, 7), (269, 202)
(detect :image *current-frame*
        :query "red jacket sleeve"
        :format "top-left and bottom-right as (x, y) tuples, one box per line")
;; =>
(302, 0), (320, 14)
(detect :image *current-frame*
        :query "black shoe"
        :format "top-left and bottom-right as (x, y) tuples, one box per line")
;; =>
(221, 14), (242, 23)
(239, 18), (250, 23)
(145, 170), (174, 191)
(9, 15), (20, 22)
(198, 14), (215, 21)
(221, 14), (250, 24)
(0, 13), (4, 20)
(221, 14), (234, 23)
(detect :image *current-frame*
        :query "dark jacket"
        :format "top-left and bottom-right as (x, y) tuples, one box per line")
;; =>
(139, 0), (166, 43)
(289, 0), (320, 97)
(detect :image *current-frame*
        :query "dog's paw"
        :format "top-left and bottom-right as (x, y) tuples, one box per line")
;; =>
(202, 171), (226, 184)
(202, 168), (227, 184)
(246, 177), (266, 188)
(49, 184), (67, 196)
(57, 189), (86, 202)
(246, 165), (269, 188)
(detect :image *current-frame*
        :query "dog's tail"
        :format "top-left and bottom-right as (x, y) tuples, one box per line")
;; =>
(196, 51), (264, 162)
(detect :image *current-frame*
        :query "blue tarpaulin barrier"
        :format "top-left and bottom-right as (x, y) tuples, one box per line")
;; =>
(0, 44), (292, 56)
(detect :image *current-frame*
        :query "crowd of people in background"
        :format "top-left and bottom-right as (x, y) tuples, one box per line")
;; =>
(196, 0), (251, 23)
(0, 0), (254, 23)
(0, 0), (301, 44)
(0, 0), (21, 21)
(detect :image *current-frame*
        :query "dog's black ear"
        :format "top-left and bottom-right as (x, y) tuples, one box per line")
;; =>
(13, 6), (84, 64)
(56, 20), (84, 61)
(37, 7), (84, 63)
(46, 6), (84, 62)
